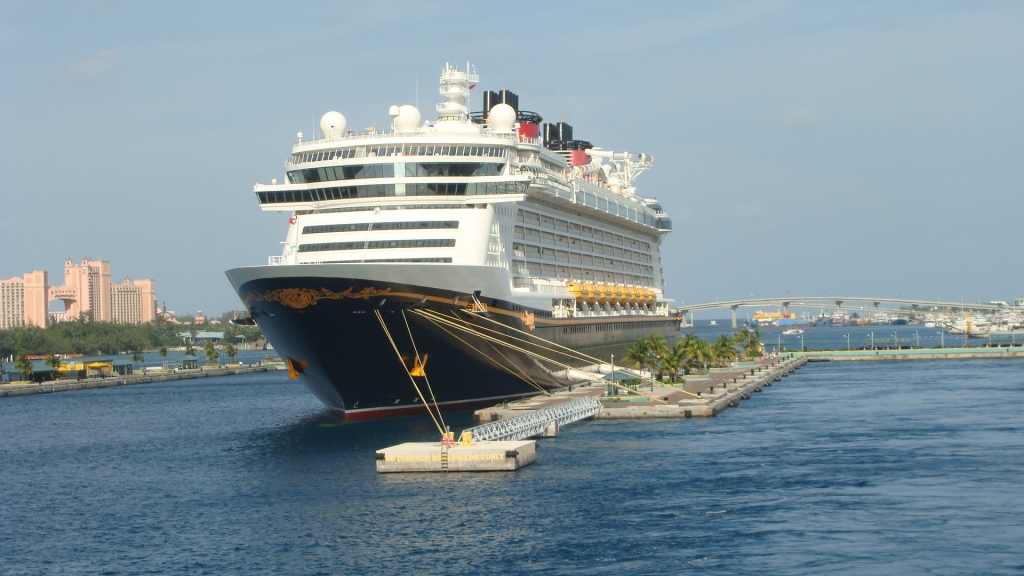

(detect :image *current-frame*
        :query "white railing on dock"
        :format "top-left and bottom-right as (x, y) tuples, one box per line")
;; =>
(462, 396), (601, 442)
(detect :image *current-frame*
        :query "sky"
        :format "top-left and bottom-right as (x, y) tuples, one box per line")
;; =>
(1, 1), (1021, 316)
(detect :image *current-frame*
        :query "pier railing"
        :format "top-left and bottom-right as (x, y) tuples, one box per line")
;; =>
(461, 396), (601, 442)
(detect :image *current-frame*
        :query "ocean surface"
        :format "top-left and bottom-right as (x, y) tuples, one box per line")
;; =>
(2, 358), (1023, 574)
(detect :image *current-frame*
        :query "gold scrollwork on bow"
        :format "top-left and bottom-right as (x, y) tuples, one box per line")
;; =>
(520, 310), (536, 331)
(245, 286), (392, 309)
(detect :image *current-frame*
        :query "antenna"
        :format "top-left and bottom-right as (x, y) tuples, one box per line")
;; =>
(415, 72), (419, 109)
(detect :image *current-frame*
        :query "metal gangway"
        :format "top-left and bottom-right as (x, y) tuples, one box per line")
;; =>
(461, 396), (602, 442)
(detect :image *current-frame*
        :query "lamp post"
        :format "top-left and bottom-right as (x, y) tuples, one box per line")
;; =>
(871, 332), (874, 350)
(937, 330), (944, 348)
(892, 331), (897, 350)
(846, 333), (850, 351)
(799, 333), (804, 352)
(914, 331), (920, 348)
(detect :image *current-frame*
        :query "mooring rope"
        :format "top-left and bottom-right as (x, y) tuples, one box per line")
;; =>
(374, 309), (444, 435)
(400, 309), (446, 432)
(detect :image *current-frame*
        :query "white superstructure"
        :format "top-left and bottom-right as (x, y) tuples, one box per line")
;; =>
(252, 63), (675, 320)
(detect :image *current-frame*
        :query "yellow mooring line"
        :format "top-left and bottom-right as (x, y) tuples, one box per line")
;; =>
(413, 309), (550, 394)
(413, 308), (669, 404)
(462, 310), (700, 399)
(374, 309), (444, 436)
(400, 309), (446, 432)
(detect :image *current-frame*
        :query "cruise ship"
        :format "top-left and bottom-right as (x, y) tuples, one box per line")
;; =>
(226, 63), (681, 420)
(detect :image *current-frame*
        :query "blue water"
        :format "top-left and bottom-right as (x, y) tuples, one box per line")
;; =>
(2, 360), (1023, 574)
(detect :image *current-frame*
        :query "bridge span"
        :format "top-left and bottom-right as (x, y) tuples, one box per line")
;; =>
(677, 296), (1020, 328)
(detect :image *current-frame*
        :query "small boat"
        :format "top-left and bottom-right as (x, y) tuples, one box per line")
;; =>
(783, 329), (804, 335)
(709, 320), (717, 326)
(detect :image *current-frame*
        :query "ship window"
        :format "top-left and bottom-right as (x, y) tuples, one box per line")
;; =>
(513, 226), (525, 240)
(516, 210), (525, 222)
(598, 197), (607, 210)
(568, 222), (581, 235)
(540, 215), (554, 229)
(541, 232), (555, 245)
(524, 211), (540, 225)
(303, 223), (371, 234)
(585, 192), (596, 207)
(556, 250), (569, 263)
(542, 264), (557, 277)
(527, 262), (542, 275)
(298, 238), (456, 252)
(555, 219), (568, 232)
(581, 240), (593, 252)
(575, 191), (584, 204)
(570, 267), (583, 278)
(541, 248), (555, 261)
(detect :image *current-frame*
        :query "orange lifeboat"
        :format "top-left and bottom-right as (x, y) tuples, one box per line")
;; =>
(582, 283), (596, 304)
(566, 281), (583, 301)
(595, 284), (609, 304)
(646, 289), (657, 305)
(626, 286), (638, 305)
(611, 285), (625, 304)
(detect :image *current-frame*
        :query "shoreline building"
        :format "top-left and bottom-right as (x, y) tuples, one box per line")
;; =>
(1, 258), (156, 329)
(50, 258), (111, 322)
(0, 271), (49, 329)
(110, 278), (157, 324)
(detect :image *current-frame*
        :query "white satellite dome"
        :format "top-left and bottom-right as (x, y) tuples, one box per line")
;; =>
(394, 104), (421, 133)
(320, 111), (347, 138)
(488, 103), (516, 133)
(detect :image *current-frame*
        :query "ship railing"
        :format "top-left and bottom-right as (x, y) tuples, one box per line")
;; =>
(290, 130), (522, 151)
(268, 256), (285, 266)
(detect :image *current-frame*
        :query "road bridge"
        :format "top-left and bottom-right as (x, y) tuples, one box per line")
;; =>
(676, 297), (1020, 328)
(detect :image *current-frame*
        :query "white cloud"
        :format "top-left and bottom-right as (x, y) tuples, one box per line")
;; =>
(779, 101), (821, 127)
(59, 49), (117, 85)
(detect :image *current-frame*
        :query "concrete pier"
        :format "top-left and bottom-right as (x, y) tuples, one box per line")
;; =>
(0, 365), (286, 398)
(375, 440), (537, 473)
(474, 358), (806, 422)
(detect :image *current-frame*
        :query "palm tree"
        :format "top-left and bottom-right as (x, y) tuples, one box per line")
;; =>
(183, 343), (195, 357)
(658, 349), (682, 382)
(733, 327), (752, 357)
(623, 339), (652, 380)
(713, 334), (736, 367)
(14, 354), (34, 381)
(158, 347), (168, 368)
(683, 336), (713, 372)
(43, 353), (63, 379)
(130, 352), (145, 372)
(203, 341), (219, 365)
(744, 328), (764, 358)
(224, 343), (238, 364)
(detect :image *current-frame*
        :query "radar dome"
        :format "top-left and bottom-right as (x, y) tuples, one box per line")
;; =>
(320, 111), (347, 138)
(489, 103), (516, 133)
(394, 104), (421, 133)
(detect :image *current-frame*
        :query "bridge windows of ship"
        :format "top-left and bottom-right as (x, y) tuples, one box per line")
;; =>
(256, 181), (528, 204)
(297, 238), (456, 252)
(286, 162), (505, 185)
(403, 163), (503, 177)
(302, 221), (459, 234)
(290, 145), (507, 165)
(321, 257), (453, 264)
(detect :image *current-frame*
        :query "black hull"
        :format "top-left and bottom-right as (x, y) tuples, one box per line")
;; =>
(233, 274), (680, 420)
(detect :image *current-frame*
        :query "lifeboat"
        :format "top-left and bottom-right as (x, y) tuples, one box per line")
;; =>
(581, 283), (596, 304)
(626, 286), (638, 305)
(566, 281), (583, 301)
(595, 284), (609, 305)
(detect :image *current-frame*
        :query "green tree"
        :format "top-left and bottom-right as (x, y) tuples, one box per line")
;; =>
(681, 334), (713, 372)
(224, 343), (238, 364)
(623, 339), (652, 380)
(712, 334), (737, 367)
(158, 346), (168, 362)
(743, 328), (764, 358)
(14, 354), (34, 381)
(43, 353), (63, 379)
(183, 343), (195, 357)
(658, 348), (682, 381)
(203, 341), (219, 365)
(130, 352), (145, 372)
